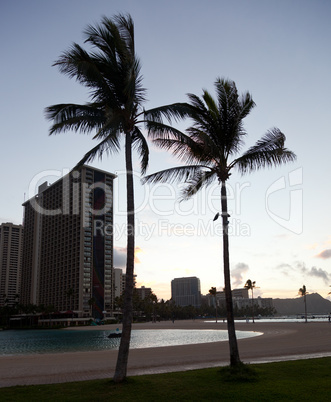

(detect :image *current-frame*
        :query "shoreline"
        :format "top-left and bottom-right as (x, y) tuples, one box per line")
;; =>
(0, 320), (330, 388)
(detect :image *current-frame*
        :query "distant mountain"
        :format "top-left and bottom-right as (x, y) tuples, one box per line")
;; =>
(272, 293), (331, 316)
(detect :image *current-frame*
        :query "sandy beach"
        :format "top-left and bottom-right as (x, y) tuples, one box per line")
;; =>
(0, 320), (330, 388)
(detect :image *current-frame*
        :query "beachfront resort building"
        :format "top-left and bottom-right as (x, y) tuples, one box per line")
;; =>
(205, 288), (273, 311)
(0, 222), (24, 307)
(20, 166), (116, 319)
(206, 288), (249, 308)
(171, 276), (201, 307)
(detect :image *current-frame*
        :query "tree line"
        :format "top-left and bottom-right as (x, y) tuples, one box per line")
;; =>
(0, 293), (276, 329)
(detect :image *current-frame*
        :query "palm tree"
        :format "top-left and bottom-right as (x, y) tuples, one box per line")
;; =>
(298, 285), (308, 323)
(143, 78), (296, 366)
(244, 279), (256, 323)
(149, 292), (158, 322)
(209, 287), (218, 322)
(45, 14), (186, 382)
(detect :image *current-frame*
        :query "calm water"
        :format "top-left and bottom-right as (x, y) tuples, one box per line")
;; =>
(208, 317), (330, 323)
(0, 329), (262, 356)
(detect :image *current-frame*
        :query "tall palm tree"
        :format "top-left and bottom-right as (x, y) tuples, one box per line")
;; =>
(45, 14), (186, 382)
(209, 287), (218, 322)
(244, 279), (256, 323)
(298, 285), (308, 323)
(143, 78), (296, 366)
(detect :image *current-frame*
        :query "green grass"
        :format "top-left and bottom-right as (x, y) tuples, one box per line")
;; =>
(1, 357), (330, 401)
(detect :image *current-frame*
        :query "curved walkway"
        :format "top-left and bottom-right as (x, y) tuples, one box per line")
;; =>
(0, 320), (330, 388)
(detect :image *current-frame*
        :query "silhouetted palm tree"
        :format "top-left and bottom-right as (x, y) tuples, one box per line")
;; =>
(244, 279), (256, 323)
(298, 285), (308, 323)
(209, 287), (218, 322)
(143, 78), (296, 366)
(45, 14), (186, 382)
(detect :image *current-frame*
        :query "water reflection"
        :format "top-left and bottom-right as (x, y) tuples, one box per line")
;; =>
(0, 329), (262, 356)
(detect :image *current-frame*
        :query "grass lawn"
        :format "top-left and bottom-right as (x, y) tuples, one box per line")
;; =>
(1, 357), (330, 401)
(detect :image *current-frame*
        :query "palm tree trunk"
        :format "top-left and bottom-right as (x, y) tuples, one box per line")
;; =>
(113, 132), (135, 382)
(221, 180), (241, 366)
(251, 288), (255, 323)
(215, 295), (218, 323)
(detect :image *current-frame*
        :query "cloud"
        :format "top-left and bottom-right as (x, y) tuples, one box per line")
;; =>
(231, 263), (249, 287)
(113, 246), (142, 268)
(315, 249), (331, 259)
(277, 261), (331, 285)
(275, 263), (294, 277)
(295, 261), (307, 273)
(134, 247), (143, 264)
(293, 262), (331, 284)
(307, 267), (331, 284)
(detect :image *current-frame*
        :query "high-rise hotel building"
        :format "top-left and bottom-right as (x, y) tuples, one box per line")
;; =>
(21, 166), (115, 319)
(171, 276), (201, 308)
(0, 222), (23, 307)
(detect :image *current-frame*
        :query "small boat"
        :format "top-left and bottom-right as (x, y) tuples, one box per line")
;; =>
(108, 328), (122, 338)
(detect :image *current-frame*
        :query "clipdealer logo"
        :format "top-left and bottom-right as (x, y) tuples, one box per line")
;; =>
(265, 167), (303, 234)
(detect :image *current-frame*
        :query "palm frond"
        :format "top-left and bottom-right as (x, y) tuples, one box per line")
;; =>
(45, 103), (105, 135)
(153, 138), (203, 165)
(102, 14), (146, 105)
(142, 165), (208, 185)
(145, 120), (187, 141)
(202, 89), (219, 116)
(74, 132), (121, 168)
(114, 13), (135, 53)
(144, 103), (192, 124)
(215, 77), (238, 115)
(54, 44), (117, 102)
(46, 13), (150, 171)
(59, 15), (145, 108)
(184, 79), (250, 159)
(233, 128), (297, 174)
(152, 130), (216, 167)
(180, 169), (216, 201)
(132, 127), (149, 174)
(238, 91), (256, 120)
(90, 109), (123, 139)
(186, 93), (206, 111)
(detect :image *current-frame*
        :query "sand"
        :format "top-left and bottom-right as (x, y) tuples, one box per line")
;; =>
(0, 320), (330, 388)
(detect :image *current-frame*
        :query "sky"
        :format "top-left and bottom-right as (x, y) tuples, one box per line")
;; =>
(1, 0), (331, 301)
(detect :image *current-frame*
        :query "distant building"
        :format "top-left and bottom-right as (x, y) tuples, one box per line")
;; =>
(206, 288), (273, 311)
(171, 276), (201, 307)
(206, 288), (249, 307)
(233, 296), (273, 310)
(113, 268), (124, 300)
(20, 166), (115, 319)
(233, 298), (250, 309)
(136, 286), (152, 300)
(255, 296), (273, 309)
(112, 268), (137, 300)
(0, 223), (23, 307)
(232, 288), (249, 299)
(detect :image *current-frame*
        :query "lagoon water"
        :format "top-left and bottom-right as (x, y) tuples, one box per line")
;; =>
(0, 329), (262, 356)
